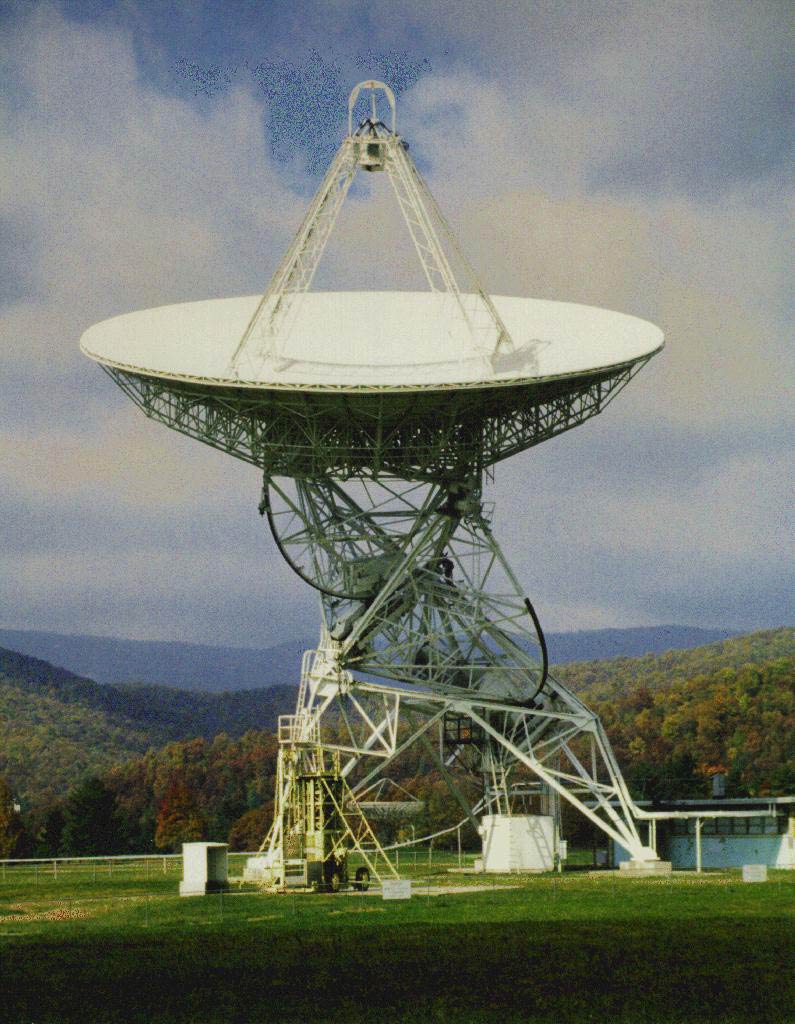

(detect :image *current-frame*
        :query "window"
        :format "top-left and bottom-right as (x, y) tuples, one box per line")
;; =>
(444, 715), (485, 745)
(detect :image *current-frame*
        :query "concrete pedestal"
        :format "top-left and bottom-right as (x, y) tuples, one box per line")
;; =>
(480, 814), (556, 872)
(179, 842), (229, 896)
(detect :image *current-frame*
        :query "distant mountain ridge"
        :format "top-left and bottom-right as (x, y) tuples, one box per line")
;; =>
(545, 626), (740, 664)
(0, 629), (306, 693)
(0, 625), (741, 693)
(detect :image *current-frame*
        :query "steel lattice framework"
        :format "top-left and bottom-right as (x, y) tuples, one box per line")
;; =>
(255, 475), (653, 864)
(103, 358), (648, 481)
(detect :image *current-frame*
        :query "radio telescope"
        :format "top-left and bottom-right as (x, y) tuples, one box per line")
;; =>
(82, 81), (665, 888)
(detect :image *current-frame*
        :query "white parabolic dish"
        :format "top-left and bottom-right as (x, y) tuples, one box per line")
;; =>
(80, 292), (663, 393)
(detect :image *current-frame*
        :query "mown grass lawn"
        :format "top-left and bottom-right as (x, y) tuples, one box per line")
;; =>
(1, 861), (794, 1023)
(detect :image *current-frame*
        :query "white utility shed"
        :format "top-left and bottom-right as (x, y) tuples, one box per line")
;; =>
(179, 842), (229, 896)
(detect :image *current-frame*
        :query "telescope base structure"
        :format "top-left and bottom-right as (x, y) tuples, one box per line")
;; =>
(264, 655), (659, 869)
(254, 739), (398, 892)
(259, 477), (661, 875)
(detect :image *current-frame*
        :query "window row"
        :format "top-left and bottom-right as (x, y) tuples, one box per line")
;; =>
(669, 815), (790, 837)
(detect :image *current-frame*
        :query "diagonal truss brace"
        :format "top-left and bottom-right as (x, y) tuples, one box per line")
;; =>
(383, 139), (516, 364)
(230, 140), (360, 376)
(333, 675), (649, 859)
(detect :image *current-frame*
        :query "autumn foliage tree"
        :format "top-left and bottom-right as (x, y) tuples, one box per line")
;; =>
(154, 778), (207, 850)
(227, 805), (272, 851)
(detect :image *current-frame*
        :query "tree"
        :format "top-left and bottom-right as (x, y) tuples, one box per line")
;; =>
(0, 776), (26, 858)
(36, 806), (65, 857)
(154, 779), (206, 851)
(228, 805), (271, 851)
(61, 777), (120, 855)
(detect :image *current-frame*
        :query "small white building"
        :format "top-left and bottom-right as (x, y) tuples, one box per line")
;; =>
(180, 842), (229, 896)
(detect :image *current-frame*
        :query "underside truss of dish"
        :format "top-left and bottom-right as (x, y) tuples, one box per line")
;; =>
(82, 292), (661, 481)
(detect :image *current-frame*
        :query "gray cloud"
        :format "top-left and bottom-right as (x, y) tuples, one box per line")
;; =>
(491, 419), (794, 632)
(395, 0), (795, 194)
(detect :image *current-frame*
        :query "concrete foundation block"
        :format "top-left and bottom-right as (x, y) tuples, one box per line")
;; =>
(618, 858), (673, 876)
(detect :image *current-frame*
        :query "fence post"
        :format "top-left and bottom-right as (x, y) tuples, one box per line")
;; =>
(428, 839), (433, 868)
(53, 859), (57, 879)
(457, 825), (462, 867)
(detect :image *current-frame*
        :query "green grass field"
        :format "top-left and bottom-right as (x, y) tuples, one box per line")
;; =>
(2, 856), (794, 1023)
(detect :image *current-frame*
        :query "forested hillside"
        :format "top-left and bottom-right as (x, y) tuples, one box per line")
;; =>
(555, 628), (795, 699)
(584, 656), (795, 800)
(0, 647), (294, 809)
(556, 628), (795, 800)
(2, 629), (793, 857)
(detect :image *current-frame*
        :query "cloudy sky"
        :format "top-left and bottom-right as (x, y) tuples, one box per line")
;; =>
(2, 0), (792, 647)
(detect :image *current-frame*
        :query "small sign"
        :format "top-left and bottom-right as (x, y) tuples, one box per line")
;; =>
(742, 864), (767, 883)
(382, 879), (412, 900)
(558, 841), (568, 861)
